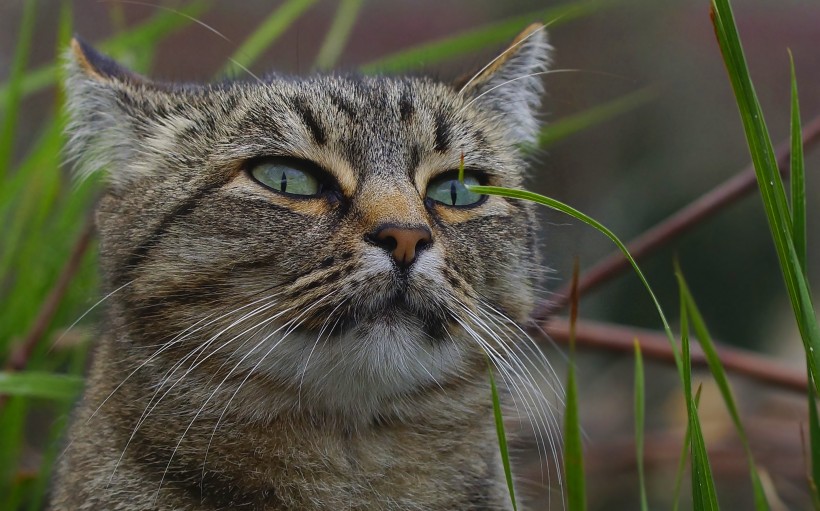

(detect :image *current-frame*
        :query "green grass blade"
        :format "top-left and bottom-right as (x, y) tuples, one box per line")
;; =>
(221, 0), (319, 76)
(787, 65), (813, 504)
(0, 0), (210, 110)
(679, 289), (720, 511)
(676, 265), (769, 510)
(634, 340), (648, 511)
(0, 0), (37, 178)
(538, 87), (656, 147)
(564, 261), (586, 511)
(103, 0), (212, 52)
(0, 372), (84, 401)
(672, 387), (701, 511)
(808, 369), (820, 508)
(361, 0), (609, 74)
(488, 363), (518, 511)
(564, 351), (585, 511)
(313, 0), (364, 70)
(788, 51), (806, 274)
(711, 0), (820, 393)
(468, 185), (680, 369)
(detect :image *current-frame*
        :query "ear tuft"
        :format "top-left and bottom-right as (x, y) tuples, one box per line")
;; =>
(64, 38), (150, 188)
(459, 23), (552, 147)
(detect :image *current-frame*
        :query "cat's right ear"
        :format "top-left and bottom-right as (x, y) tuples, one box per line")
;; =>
(64, 37), (170, 189)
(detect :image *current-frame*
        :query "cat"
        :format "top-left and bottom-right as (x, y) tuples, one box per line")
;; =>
(52, 22), (556, 510)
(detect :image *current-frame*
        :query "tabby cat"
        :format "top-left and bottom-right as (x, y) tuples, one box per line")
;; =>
(52, 22), (556, 510)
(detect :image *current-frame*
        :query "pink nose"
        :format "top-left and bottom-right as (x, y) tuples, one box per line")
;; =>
(371, 225), (432, 267)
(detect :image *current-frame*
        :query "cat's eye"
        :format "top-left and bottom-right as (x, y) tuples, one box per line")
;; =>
(250, 158), (323, 197)
(426, 173), (485, 207)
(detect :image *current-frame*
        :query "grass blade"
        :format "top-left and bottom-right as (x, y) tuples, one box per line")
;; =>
(221, 0), (319, 76)
(672, 386), (702, 511)
(538, 87), (656, 148)
(0, 0), (210, 110)
(788, 51), (806, 275)
(676, 265), (770, 510)
(0, 372), (84, 401)
(488, 363), (518, 511)
(564, 260), (586, 511)
(786, 64), (813, 505)
(711, 0), (820, 393)
(0, 0), (37, 178)
(807, 369), (820, 508)
(679, 287), (720, 511)
(361, 0), (609, 73)
(634, 339), (648, 511)
(313, 0), (364, 70)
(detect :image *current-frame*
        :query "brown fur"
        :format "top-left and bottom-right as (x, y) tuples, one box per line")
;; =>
(52, 26), (553, 510)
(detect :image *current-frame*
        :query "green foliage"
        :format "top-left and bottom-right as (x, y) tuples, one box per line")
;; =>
(564, 266), (587, 511)
(0, 0), (36, 178)
(634, 340), (648, 511)
(676, 267), (770, 510)
(313, 0), (364, 70)
(711, 0), (820, 394)
(538, 87), (656, 148)
(360, 0), (609, 73)
(489, 363), (518, 511)
(221, 0), (319, 76)
(0, 372), (83, 401)
(679, 299), (720, 511)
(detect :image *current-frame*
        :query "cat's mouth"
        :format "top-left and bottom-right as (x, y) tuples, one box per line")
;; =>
(333, 292), (450, 340)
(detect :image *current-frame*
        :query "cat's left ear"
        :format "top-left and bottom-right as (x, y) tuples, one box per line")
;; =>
(458, 23), (551, 147)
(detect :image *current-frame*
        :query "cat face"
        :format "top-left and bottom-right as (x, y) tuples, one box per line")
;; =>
(65, 26), (550, 418)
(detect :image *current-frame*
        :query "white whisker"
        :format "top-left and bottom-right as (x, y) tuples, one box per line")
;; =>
(459, 69), (581, 115)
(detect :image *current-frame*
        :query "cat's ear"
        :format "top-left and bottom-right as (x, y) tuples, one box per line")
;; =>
(458, 23), (551, 147)
(64, 37), (177, 189)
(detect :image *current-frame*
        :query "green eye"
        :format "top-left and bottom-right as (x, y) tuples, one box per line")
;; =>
(251, 159), (320, 196)
(426, 173), (484, 207)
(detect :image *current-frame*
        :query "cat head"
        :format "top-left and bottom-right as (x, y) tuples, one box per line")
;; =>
(64, 25), (551, 419)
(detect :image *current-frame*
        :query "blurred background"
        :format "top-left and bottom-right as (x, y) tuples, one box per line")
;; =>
(1, 0), (818, 509)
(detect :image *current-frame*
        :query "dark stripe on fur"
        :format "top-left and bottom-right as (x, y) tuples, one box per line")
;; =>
(434, 112), (450, 153)
(399, 86), (414, 122)
(328, 91), (356, 119)
(290, 96), (327, 145)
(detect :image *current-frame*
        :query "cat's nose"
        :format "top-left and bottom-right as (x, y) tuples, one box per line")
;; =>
(369, 224), (433, 267)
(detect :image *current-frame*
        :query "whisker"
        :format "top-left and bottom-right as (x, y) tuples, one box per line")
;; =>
(100, 0), (264, 84)
(296, 296), (349, 409)
(107, 295), (288, 486)
(457, 23), (548, 96)
(459, 69), (582, 114)
(458, 301), (564, 504)
(472, 303), (563, 497)
(161, 291), (337, 500)
(50, 279), (134, 354)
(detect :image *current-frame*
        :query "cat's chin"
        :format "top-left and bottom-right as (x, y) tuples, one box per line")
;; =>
(243, 300), (474, 418)
(327, 294), (449, 341)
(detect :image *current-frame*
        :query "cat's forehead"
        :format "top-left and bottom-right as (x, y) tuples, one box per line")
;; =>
(203, 74), (500, 180)
(229, 74), (474, 144)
